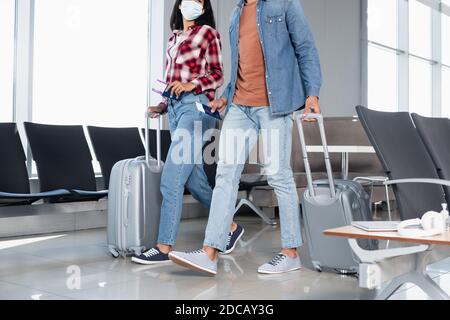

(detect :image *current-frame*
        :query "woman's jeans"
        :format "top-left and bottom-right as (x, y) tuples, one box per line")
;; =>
(157, 94), (217, 246)
(203, 104), (303, 252)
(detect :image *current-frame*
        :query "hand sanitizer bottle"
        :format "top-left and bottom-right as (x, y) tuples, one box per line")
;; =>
(441, 203), (449, 232)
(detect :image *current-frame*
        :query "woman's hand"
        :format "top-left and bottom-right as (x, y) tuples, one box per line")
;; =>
(209, 97), (227, 113)
(167, 81), (196, 98)
(147, 105), (164, 118)
(303, 96), (321, 122)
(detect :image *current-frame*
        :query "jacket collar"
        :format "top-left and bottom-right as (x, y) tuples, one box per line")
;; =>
(238, 0), (266, 9)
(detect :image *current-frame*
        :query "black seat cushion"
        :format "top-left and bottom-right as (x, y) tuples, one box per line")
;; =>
(24, 122), (97, 192)
(141, 129), (172, 162)
(0, 189), (73, 206)
(0, 123), (31, 194)
(356, 106), (445, 220)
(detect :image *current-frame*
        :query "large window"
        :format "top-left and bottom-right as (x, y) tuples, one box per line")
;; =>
(409, 0), (433, 116)
(32, 0), (149, 127)
(367, 0), (398, 48)
(0, 0), (16, 122)
(367, 46), (398, 112)
(442, 67), (450, 117)
(443, 14), (450, 66)
(367, 0), (398, 112)
(409, 58), (433, 116)
(443, 11), (450, 117)
(409, 0), (432, 60)
(367, 0), (450, 117)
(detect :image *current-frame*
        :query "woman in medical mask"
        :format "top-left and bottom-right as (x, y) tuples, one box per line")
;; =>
(133, 0), (244, 265)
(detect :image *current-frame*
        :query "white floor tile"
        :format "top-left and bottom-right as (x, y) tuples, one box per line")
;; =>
(0, 216), (448, 300)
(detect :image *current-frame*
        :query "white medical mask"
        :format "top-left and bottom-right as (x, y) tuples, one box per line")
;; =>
(180, 0), (204, 21)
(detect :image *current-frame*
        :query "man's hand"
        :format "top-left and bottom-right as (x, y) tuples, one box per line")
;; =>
(303, 96), (321, 122)
(167, 81), (196, 98)
(209, 97), (228, 113)
(148, 105), (164, 119)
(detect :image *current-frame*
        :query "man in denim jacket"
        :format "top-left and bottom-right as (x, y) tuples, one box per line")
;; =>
(170, 0), (322, 275)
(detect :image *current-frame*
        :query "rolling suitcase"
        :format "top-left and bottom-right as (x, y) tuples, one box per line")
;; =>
(107, 114), (163, 258)
(297, 113), (377, 274)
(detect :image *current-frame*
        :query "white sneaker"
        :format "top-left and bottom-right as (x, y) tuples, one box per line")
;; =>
(258, 253), (302, 274)
(169, 249), (218, 275)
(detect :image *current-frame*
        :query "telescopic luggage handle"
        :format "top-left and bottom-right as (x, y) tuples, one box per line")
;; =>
(296, 113), (336, 198)
(144, 112), (162, 168)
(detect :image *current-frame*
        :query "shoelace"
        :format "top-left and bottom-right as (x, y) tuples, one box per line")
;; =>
(268, 254), (286, 266)
(189, 249), (205, 255)
(226, 233), (232, 246)
(143, 248), (160, 258)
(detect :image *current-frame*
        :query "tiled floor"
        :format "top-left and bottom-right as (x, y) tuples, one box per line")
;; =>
(0, 216), (448, 300)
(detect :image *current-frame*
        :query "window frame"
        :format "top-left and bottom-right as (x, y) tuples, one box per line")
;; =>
(364, 0), (450, 117)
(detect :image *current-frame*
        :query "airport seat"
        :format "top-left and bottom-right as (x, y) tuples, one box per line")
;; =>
(141, 128), (172, 163)
(0, 123), (71, 206)
(411, 113), (450, 205)
(24, 122), (107, 202)
(87, 126), (145, 189)
(356, 106), (446, 220)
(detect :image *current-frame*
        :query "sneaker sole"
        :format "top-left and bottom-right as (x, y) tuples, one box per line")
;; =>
(257, 266), (302, 275)
(131, 257), (172, 265)
(169, 253), (217, 276)
(220, 229), (245, 255)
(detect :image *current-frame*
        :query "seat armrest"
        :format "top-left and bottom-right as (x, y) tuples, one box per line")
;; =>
(384, 178), (450, 188)
(348, 239), (429, 263)
(353, 176), (388, 183)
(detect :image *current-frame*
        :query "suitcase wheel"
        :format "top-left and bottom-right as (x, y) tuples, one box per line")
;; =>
(312, 262), (322, 273)
(109, 248), (120, 259)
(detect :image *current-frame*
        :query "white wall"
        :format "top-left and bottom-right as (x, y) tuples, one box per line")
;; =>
(301, 0), (362, 117)
(160, 0), (362, 117)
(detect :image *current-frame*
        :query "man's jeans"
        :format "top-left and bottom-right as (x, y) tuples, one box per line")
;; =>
(204, 104), (303, 252)
(157, 94), (217, 246)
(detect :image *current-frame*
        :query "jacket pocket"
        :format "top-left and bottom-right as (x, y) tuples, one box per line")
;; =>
(264, 14), (286, 38)
(265, 14), (284, 24)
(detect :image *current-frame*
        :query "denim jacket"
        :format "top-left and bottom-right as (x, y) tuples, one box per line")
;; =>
(222, 0), (322, 116)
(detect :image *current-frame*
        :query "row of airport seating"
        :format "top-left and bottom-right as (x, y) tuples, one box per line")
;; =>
(0, 122), (265, 207)
(356, 106), (450, 220)
(0, 123), (159, 206)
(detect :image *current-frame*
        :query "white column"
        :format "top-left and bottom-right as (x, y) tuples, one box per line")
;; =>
(397, 0), (410, 112)
(148, 0), (174, 130)
(13, 0), (35, 174)
(432, 4), (442, 117)
(361, 0), (369, 108)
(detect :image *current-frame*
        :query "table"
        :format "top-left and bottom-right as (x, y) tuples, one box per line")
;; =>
(324, 226), (450, 300)
(305, 145), (375, 180)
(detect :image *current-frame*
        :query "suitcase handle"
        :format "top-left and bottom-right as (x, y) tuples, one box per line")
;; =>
(144, 113), (162, 168)
(296, 113), (336, 198)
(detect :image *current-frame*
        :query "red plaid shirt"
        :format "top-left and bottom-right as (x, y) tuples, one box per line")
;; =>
(162, 25), (224, 107)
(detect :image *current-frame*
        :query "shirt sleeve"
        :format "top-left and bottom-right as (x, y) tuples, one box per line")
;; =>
(191, 29), (224, 94)
(285, 0), (322, 98)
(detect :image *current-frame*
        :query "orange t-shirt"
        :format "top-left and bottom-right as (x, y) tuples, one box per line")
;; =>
(233, 1), (270, 107)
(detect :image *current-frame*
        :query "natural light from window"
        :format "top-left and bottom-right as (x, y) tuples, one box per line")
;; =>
(32, 0), (149, 128)
(0, 0), (16, 122)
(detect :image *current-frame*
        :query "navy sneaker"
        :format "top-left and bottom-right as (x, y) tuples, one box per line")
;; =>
(131, 247), (171, 265)
(221, 224), (245, 255)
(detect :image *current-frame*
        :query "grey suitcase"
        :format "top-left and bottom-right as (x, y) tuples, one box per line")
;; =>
(107, 115), (163, 258)
(297, 113), (376, 274)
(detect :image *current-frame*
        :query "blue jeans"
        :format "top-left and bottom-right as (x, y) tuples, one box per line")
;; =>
(157, 94), (217, 246)
(203, 104), (303, 252)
